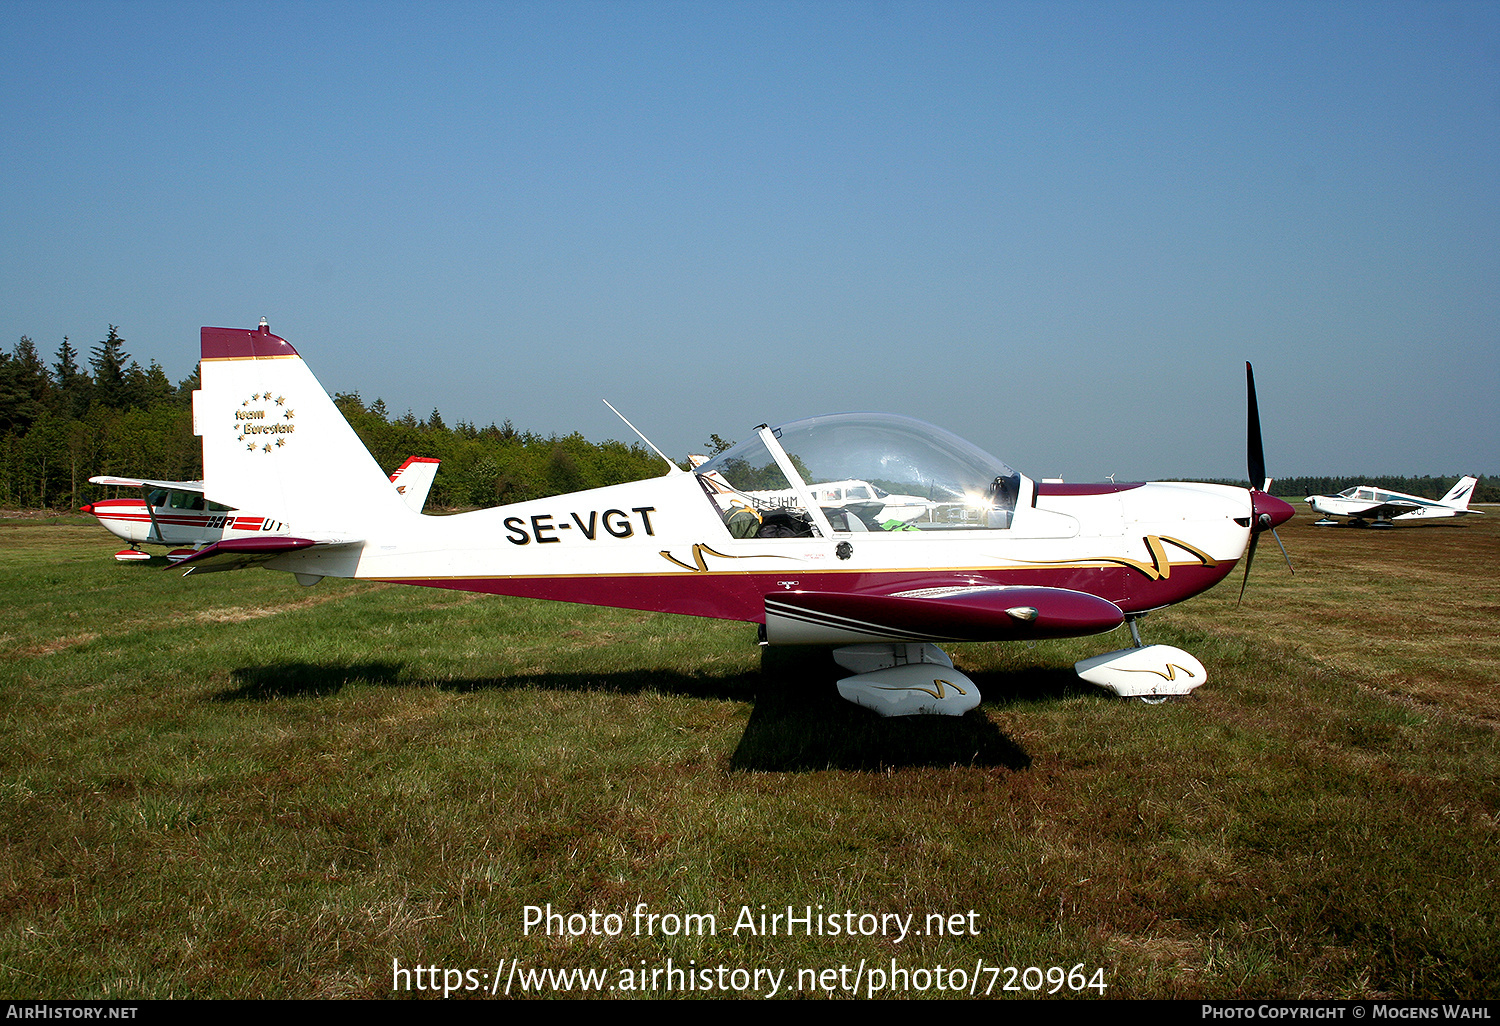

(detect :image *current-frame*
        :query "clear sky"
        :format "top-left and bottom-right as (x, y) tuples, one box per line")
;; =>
(3, 0), (1496, 481)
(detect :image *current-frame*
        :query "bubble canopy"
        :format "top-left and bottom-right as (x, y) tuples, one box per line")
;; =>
(695, 413), (1024, 532)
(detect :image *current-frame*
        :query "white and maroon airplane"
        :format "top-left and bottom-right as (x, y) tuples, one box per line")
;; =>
(178, 322), (1293, 714)
(82, 456), (439, 562)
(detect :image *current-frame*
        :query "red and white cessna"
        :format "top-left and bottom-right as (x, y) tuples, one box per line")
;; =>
(181, 322), (1292, 714)
(82, 456), (439, 562)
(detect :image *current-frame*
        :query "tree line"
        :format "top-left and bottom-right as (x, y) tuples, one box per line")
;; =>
(3, 328), (1496, 511)
(0, 328), (669, 511)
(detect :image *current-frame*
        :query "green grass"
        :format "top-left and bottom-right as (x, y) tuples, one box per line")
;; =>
(0, 514), (1497, 998)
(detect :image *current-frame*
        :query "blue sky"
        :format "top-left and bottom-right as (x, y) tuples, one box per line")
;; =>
(3, 0), (1496, 480)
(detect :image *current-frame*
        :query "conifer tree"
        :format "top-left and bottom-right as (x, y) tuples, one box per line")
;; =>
(54, 337), (91, 418)
(0, 338), (51, 433)
(90, 326), (131, 408)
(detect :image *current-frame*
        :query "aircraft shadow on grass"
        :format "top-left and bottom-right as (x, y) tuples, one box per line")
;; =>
(731, 686), (1032, 772)
(213, 656), (1066, 771)
(216, 660), (760, 703)
(215, 660), (407, 700)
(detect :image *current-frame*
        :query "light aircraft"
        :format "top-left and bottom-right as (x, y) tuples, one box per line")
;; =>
(1305, 478), (1483, 527)
(82, 456), (440, 561)
(180, 322), (1293, 714)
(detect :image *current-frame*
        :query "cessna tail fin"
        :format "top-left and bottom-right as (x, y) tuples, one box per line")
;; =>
(389, 456), (441, 512)
(194, 324), (414, 535)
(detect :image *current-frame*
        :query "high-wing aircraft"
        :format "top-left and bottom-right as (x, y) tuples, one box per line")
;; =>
(180, 322), (1293, 714)
(82, 456), (440, 561)
(690, 456), (936, 530)
(1304, 478), (1483, 527)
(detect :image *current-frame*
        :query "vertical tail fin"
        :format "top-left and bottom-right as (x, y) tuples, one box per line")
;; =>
(193, 324), (413, 535)
(389, 456), (441, 512)
(1440, 476), (1478, 509)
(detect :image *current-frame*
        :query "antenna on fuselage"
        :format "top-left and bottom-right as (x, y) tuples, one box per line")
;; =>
(602, 399), (685, 474)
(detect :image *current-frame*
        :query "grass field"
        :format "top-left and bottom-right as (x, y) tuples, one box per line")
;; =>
(1, 510), (1496, 999)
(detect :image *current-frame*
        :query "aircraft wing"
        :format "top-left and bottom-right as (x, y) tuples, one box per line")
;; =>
(765, 584), (1125, 645)
(1347, 501), (1423, 520)
(173, 536), (361, 575)
(88, 475), (206, 492)
(91, 457), (438, 510)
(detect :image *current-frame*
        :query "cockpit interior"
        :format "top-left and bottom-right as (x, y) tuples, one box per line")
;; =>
(693, 413), (1023, 540)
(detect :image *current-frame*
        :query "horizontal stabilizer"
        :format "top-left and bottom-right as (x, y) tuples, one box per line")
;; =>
(765, 585), (1124, 645)
(174, 536), (327, 575)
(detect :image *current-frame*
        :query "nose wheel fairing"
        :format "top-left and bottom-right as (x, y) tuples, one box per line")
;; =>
(1075, 645), (1206, 702)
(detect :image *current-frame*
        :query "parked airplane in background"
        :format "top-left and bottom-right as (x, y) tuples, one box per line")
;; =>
(689, 455), (936, 530)
(1305, 477), (1483, 527)
(177, 322), (1293, 715)
(82, 456), (440, 561)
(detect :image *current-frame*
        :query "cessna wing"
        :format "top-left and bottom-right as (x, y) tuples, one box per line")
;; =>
(83, 456), (440, 559)
(90, 475), (206, 492)
(89, 457), (440, 515)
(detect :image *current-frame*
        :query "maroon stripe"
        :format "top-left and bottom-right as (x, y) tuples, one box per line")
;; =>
(1034, 482), (1145, 496)
(201, 325), (302, 361)
(377, 562), (1235, 623)
(96, 512), (215, 527)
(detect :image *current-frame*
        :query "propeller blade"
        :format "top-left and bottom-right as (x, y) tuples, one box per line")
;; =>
(1271, 526), (1294, 575)
(1240, 366), (1293, 603)
(1246, 361), (1266, 491)
(1238, 531), (1259, 605)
